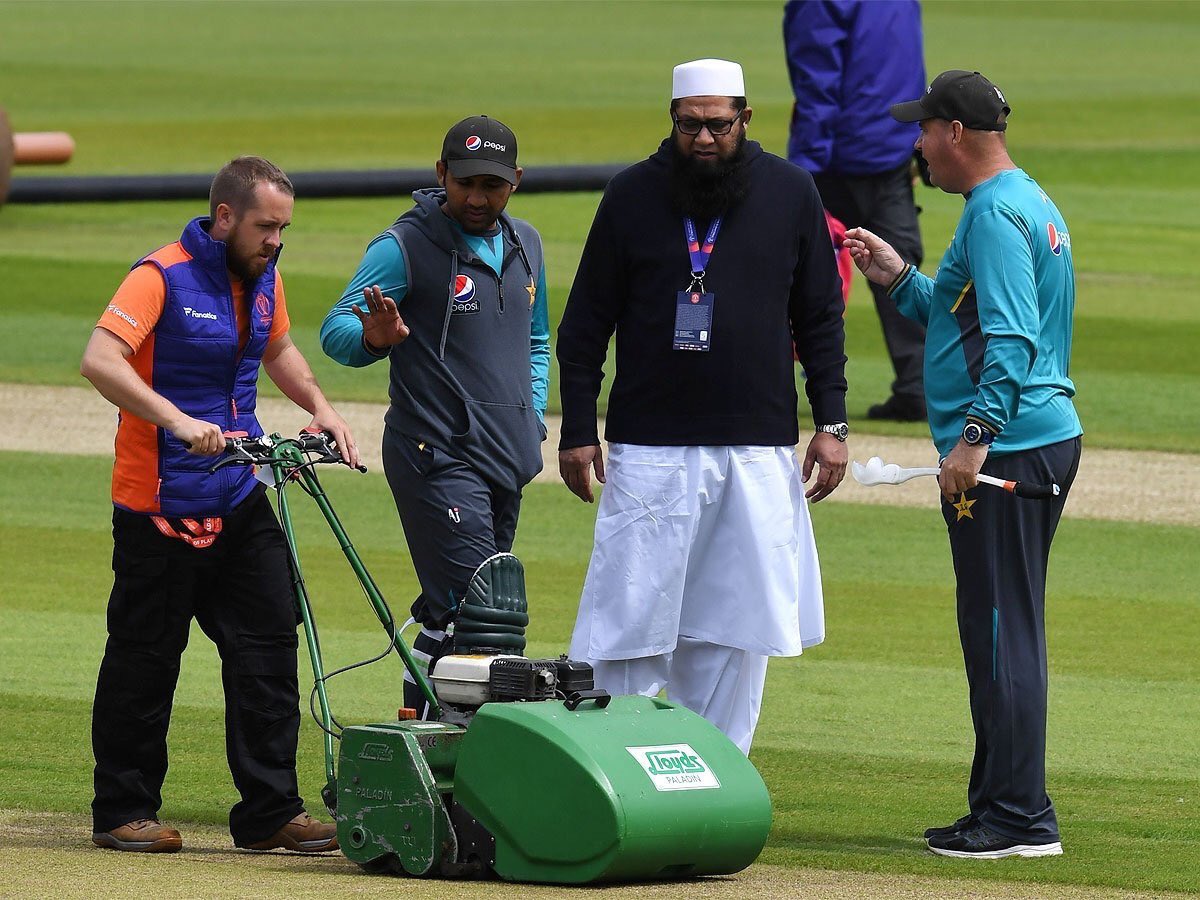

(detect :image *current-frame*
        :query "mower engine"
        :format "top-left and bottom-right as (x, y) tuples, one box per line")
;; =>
(430, 654), (595, 710)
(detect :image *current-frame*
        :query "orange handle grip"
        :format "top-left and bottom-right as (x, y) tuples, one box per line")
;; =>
(12, 132), (75, 165)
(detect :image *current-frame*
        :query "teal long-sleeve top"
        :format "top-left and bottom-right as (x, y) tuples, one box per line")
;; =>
(888, 168), (1082, 456)
(320, 228), (551, 422)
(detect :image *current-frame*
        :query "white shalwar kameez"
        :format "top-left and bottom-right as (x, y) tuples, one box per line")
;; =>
(569, 443), (825, 754)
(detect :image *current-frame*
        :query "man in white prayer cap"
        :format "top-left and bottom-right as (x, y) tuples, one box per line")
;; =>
(557, 58), (849, 753)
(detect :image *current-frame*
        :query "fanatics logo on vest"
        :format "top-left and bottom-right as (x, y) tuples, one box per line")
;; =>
(183, 306), (219, 321)
(451, 275), (479, 314)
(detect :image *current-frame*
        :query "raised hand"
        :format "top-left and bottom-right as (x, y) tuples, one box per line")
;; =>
(842, 227), (908, 287)
(352, 285), (410, 352)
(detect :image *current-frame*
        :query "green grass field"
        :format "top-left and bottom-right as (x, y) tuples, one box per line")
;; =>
(1, 1), (1198, 895)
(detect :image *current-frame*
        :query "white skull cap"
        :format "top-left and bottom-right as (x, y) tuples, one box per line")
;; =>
(671, 59), (745, 100)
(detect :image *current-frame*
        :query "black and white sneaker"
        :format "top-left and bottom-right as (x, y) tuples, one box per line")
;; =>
(923, 814), (977, 840)
(926, 825), (1063, 859)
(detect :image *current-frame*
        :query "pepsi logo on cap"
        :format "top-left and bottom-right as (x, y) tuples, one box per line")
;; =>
(454, 275), (477, 303)
(465, 135), (482, 151)
(1047, 222), (1062, 256)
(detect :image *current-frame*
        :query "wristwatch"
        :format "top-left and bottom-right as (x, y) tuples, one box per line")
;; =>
(962, 421), (996, 446)
(817, 422), (849, 442)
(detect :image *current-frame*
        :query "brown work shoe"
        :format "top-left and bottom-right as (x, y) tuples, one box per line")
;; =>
(92, 818), (182, 853)
(242, 811), (338, 853)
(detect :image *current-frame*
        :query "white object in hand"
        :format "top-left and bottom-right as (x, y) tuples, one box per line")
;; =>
(850, 456), (1020, 493)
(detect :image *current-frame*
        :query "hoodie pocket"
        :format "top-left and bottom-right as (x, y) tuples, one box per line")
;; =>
(457, 399), (543, 487)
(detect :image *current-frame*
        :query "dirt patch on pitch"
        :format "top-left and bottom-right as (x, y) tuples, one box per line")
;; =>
(4, 383), (1195, 527)
(0, 809), (1182, 900)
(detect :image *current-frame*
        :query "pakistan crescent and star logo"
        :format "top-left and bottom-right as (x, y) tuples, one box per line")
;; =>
(953, 492), (977, 521)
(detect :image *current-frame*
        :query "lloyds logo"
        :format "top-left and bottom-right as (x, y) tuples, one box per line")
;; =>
(646, 750), (706, 776)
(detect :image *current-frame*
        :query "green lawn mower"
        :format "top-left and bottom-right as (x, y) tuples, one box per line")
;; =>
(216, 431), (772, 884)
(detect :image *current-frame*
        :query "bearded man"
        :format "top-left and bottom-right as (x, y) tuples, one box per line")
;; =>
(81, 156), (352, 855)
(556, 59), (849, 754)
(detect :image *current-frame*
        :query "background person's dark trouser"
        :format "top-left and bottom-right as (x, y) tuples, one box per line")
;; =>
(92, 488), (304, 844)
(942, 437), (1081, 843)
(814, 163), (926, 406)
(382, 427), (520, 713)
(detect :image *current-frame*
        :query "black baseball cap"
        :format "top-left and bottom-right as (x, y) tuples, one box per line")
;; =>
(890, 70), (1011, 132)
(440, 115), (519, 184)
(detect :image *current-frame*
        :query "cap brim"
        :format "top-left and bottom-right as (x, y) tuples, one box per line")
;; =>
(445, 158), (518, 185)
(890, 98), (931, 123)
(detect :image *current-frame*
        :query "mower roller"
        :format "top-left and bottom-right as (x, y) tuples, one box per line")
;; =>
(216, 431), (772, 884)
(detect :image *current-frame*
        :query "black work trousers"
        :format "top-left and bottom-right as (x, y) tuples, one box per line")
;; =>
(91, 487), (304, 844)
(941, 437), (1081, 843)
(814, 162), (926, 405)
(383, 427), (521, 712)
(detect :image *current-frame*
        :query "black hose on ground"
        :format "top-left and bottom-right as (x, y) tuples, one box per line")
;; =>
(5, 163), (627, 204)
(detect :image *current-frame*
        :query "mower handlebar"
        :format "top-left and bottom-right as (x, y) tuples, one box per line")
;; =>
(209, 431), (366, 474)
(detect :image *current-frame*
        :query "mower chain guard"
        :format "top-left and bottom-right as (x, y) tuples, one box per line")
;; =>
(336, 723), (464, 876)
(452, 553), (529, 654)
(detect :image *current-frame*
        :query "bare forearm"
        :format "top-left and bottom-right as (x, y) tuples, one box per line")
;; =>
(264, 343), (331, 415)
(81, 332), (188, 431)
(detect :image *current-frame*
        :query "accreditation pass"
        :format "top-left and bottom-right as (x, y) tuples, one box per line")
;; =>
(673, 290), (714, 352)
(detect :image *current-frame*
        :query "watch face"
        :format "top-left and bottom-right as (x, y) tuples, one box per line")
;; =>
(964, 423), (982, 444)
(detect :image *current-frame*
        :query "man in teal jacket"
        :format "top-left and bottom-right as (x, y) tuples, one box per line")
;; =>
(845, 70), (1082, 859)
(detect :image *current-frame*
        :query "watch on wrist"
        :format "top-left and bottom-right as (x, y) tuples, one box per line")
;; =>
(962, 421), (995, 446)
(817, 422), (849, 443)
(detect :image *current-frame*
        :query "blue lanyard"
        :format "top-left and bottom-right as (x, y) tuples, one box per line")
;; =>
(684, 216), (722, 289)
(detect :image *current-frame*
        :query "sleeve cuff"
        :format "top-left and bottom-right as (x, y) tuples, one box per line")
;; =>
(362, 335), (389, 358)
(965, 413), (1002, 435)
(886, 264), (914, 296)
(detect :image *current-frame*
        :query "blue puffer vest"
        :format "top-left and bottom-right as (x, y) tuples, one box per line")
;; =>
(135, 217), (278, 516)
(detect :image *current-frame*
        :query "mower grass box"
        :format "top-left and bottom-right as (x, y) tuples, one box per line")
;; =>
(337, 696), (771, 883)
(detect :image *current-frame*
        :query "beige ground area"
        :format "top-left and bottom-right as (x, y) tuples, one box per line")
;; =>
(3, 383), (1196, 527)
(0, 810), (1186, 900)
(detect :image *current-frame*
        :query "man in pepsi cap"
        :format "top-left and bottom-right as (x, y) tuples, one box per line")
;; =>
(845, 71), (1082, 859)
(320, 115), (550, 713)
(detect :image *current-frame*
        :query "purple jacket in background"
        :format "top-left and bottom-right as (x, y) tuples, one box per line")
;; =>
(784, 0), (925, 176)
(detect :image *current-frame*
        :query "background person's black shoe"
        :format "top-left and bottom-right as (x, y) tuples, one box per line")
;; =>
(923, 813), (977, 840)
(866, 395), (927, 422)
(926, 824), (1063, 859)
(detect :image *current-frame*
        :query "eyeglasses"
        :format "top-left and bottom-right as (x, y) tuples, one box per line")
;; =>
(673, 113), (742, 136)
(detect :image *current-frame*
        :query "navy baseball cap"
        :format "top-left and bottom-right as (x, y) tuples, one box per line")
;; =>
(441, 115), (519, 184)
(891, 70), (1011, 132)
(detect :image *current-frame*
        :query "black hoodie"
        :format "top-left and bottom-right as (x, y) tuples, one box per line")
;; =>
(557, 139), (847, 450)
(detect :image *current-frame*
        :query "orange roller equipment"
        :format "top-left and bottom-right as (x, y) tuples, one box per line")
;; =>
(1, 106), (76, 208)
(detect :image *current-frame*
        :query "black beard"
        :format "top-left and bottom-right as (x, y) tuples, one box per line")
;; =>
(668, 135), (748, 220)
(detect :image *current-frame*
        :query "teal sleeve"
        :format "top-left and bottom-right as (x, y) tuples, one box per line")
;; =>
(965, 210), (1039, 432)
(530, 262), (550, 423)
(320, 235), (408, 367)
(888, 265), (934, 327)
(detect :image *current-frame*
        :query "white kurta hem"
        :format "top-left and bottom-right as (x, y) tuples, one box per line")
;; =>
(569, 443), (825, 661)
